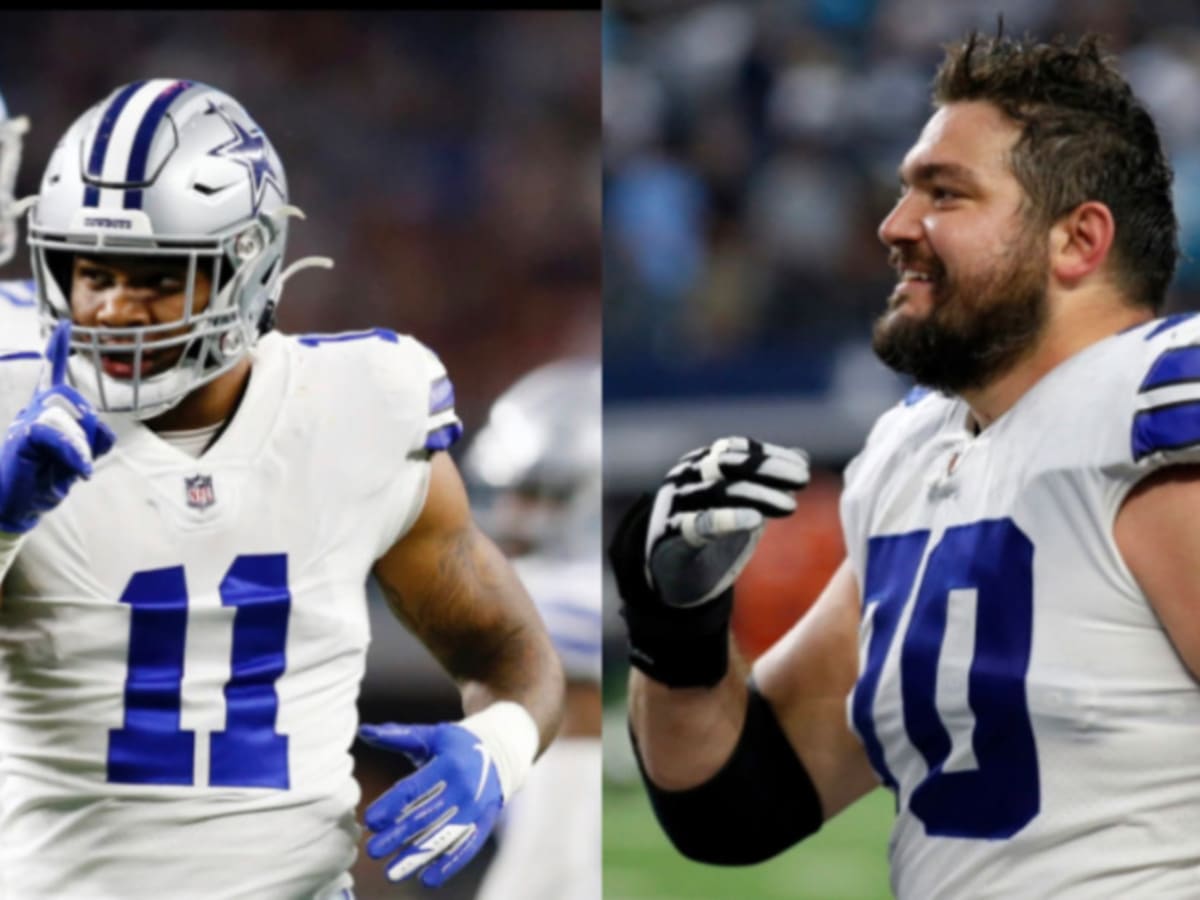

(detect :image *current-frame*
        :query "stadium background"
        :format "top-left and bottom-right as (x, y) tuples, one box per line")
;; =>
(603, 1), (1200, 898)
(0, 11), (599, 899)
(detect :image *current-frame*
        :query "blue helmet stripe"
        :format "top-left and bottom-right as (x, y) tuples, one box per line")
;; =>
(124, 80), (194, 211)
(83, 80), (146, 208)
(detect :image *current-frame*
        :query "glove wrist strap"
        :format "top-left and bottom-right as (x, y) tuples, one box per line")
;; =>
(610, 494), (735, 689)
(459, 701), (539, 802)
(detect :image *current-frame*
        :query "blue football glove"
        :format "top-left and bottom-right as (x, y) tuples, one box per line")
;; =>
(360, 721), (504, 889)
(0, 321), (115, 533)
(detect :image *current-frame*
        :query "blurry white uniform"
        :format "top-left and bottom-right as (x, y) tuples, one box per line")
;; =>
(475, 554), (602, 900)
(0, 328), (462, 900)
(0, 277), (37, 900)
(842, 314), (1200, 899)
(0, 278), (40, 348)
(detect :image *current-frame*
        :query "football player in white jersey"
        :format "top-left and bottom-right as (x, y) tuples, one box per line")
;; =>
(0, 83), (31, 900)
(0, 79), (564, 899)
(0, 87), (36, 349)
(610, 31), (1200, 899)
(464, 358), (602, 900)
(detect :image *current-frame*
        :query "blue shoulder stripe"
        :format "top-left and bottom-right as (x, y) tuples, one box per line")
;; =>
(425, 422), (463, 452)
(297, 328), (398, 347)
(0, 279), (35, 307)
(903, 385), (932, 406)
(429, 375), (455, 415)
(1139, 344), (1200, 392)
(1132, 401), (1200, 461)
(1143, 313), (1198, 342)
(0, 351), (41, 362)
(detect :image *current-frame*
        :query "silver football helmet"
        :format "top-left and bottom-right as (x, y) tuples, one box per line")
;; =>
(26, 78), (330, 420)
(463, 358), (601, 560)
(0, 89), (30, 267)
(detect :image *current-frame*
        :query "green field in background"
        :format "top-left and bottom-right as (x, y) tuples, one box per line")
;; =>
(604, 780), (895, 900)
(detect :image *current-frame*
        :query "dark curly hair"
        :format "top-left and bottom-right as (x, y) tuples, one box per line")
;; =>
(933, 31), (1179, 312)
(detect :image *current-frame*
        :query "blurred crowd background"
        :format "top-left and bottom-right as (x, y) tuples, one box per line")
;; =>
(604, 0), (1200, 478)
(602, 2), (1200, 897)
(0, 11), (599, 899)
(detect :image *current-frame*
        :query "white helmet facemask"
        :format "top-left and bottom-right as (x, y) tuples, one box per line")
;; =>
(26, 79), (330, 420)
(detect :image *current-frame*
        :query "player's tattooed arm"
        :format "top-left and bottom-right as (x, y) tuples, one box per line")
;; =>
(372, 452), (565, 752)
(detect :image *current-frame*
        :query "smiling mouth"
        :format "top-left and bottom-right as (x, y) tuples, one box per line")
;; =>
(99, 352), (173, 379)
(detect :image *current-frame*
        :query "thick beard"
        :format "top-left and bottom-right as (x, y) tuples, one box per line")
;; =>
(871, 237), (1048, 394)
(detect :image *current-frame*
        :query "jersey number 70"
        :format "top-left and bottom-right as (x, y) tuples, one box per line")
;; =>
(850, 518), (1040, 839)
(107, 554), (290, 790)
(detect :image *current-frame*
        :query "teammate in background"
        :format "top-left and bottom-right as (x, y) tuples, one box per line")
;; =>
(0, 78), (563, 898)
(610, 31), (1200, 898)
(464, 358), (602, 900)
(0, 84), (31, 900)
(0, 88), (35, 345)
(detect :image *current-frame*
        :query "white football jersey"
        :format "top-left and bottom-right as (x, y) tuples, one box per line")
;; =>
(0, 328), (462, 899)
(476, 552), (601, 900)
(841, 314), (1200, 899)
(0, 278), (40, 349)
(512, 554), (602, 685)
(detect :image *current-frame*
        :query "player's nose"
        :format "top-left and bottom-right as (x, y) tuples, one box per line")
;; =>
(93, 282), (153, 328)
(877, 192), (924, 248)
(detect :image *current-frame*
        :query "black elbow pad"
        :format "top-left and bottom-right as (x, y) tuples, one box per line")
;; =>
(630, 683), (824, 865)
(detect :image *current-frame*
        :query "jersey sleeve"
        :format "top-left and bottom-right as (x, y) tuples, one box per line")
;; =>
(0, 278), (42, 352)
(364, 333), (465, 555)
(1128, 313), (1200, 471)
(294, 328), (466, 557)
(412, 341), (464, 455)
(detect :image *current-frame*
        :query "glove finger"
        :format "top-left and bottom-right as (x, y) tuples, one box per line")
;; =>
(89, 418), (116, 459)
(726, 480), (798, 515)
(680, 507), (764, 546)
(364, 758), (450, 833)
(664, 458), (703, 486)
(359, 722), (436, 763)
(383, 820), (474, 883)
(26, 420), (92, 481)
(367, 789), (454, 858)
(717, 448), (809, 489)
(420, 807), (498, 887)
(675, 443), (715, 466)
(669, 482), (794, 518)
(40, 388), (89, 422)
(43, 320), (71, 390)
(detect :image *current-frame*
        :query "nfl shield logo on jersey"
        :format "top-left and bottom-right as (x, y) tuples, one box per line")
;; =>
(185, 474), (216, 510)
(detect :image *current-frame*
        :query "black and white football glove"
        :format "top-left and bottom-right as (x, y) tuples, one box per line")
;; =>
(608, 437), (809, 688)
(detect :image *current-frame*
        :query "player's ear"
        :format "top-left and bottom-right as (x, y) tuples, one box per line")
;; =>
(1048, 200), (1115, 286)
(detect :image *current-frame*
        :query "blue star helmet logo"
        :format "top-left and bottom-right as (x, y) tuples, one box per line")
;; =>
(207, 101), (283, 214)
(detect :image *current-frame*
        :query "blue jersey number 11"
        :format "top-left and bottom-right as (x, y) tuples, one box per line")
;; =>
(107, 554), (291, 790)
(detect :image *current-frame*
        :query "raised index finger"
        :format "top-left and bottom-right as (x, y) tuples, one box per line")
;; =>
(44, 319), (72, 388)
